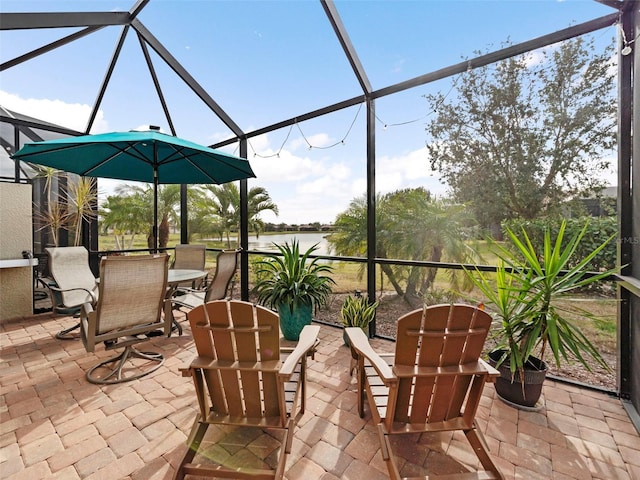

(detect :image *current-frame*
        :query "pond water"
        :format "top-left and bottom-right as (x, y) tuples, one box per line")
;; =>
(246, 232), (331, 255)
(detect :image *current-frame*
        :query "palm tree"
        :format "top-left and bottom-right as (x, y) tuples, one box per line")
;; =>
(329, 188), (477, 307)
(202, 183), (279, 247)
(100, 194), (149, 250)
(114, 184), (181, 249)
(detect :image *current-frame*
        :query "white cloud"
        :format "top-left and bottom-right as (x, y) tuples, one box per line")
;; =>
(251, 148), (326, 183)
(391, 57), (406, 73)
(0, 92), (448, 224)
(289, 132), (332, 151)
(523, 50), (547, 68)
(377, 146), (445, 195)
(0, 90), (109, 133)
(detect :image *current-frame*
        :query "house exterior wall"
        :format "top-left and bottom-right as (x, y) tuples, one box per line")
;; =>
(0, 183), (34, 321)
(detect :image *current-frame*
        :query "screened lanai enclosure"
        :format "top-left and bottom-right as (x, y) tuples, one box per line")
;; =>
(1, 0), (639, 428)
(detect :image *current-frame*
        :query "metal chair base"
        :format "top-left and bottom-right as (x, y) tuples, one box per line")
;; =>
(86, 345), (164, 384)
(56, 321), (80, 340)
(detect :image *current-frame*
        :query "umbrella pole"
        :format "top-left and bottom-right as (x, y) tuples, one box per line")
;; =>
(153, 146), (159, 254)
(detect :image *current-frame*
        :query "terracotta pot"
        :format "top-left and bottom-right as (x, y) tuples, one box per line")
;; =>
(488, 350), (548, 409)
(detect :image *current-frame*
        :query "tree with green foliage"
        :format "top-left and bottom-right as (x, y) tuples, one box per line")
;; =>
(425, 37), (616, 230)
(100, 193), (149, 250)
(109, 184), (181, 249)
(201, 183), (279, 247)
(329, 187), (477, 307)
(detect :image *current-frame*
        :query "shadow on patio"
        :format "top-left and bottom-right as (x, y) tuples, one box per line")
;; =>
(1, 311), (639, 480)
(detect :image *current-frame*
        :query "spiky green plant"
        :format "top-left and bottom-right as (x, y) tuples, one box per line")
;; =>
(466, 220), (619, 379)
(340, 294), (379, 329)
(254, 240), (335, 314)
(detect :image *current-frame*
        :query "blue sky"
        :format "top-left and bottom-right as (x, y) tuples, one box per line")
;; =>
(0, 0), (618, 224)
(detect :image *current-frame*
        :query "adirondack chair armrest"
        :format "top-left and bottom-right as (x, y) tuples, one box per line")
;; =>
(280, 325), (320, 377)
(393, 359), (500, 379)
(479, 358), (500, 379)
(345, 327), (396, 383)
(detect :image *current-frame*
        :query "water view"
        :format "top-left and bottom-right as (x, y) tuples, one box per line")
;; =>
(244, 232), (332, 256)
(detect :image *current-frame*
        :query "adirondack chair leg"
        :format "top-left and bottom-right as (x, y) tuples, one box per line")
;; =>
(356, 357), (365, 418)
(378, 425), (403, 480)
(465, 425), (505, 479)
(284, 419), (295, 453)
(300, 356), (307, 414)
(174, 419), (208, 480)
(377, 424), (390, 460)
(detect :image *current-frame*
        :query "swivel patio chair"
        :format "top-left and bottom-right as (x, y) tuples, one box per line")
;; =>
(174, 299), (319, 480)
(79, 254), (170, 384)
(171, 248), (240, 320)
(346, 303), (504, 480)
(172, 243), (207, 288)
(44, 246), (99, 340)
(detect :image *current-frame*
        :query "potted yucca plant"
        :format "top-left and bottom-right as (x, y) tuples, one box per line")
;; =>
(466, 220), (618, 409)
(340, 293), (378, 347)
(254, 240), (335, 341)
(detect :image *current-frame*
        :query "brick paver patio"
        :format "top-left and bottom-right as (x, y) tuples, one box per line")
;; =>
(2, 311), (639, 479)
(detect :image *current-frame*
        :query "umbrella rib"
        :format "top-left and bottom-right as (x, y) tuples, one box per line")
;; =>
(82, 143), (151, 176)
(17, 143), (82, 161)
(158, 145), (253, 183)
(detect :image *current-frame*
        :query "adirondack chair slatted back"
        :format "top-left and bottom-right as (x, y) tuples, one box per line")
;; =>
(391, 304), (492, 426)
(188, 300), (286, 424)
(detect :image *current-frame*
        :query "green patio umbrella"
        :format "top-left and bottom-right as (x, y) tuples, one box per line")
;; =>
(12, 128), (255, 251)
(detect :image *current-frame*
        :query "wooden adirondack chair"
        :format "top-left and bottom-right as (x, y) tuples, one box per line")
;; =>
(346, 303), (504, 480)
(174, 300), (320, 480)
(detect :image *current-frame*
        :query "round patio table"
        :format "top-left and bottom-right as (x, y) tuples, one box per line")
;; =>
(167, 269), (208, 335)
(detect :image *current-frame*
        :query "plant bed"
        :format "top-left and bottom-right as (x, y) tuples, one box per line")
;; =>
(312, 291), (617, 391)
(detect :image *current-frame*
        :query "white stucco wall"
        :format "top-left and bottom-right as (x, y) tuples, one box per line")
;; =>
(0, 183), (34, 321)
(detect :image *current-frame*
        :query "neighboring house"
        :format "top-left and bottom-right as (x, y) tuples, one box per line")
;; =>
(581, 186), (617, 217)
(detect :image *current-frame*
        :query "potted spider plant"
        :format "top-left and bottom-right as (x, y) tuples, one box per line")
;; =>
(254, 239), (335, 341)
(466, 220), (618, 409)
(340, 293), (378, 347)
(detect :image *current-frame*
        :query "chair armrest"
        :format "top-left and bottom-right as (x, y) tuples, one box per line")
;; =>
(49, 285), (98, 305)
(393, 359), (500, 378)
(480, 358), (500, 378)
(80, 302), (96, 351)
(174, 285), (206, 295)
(279, 325), (320, 377)
(345, 327), (396, 383)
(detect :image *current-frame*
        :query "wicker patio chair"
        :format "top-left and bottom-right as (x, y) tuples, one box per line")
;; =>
(346, 303), (504, 480)
(44, 246), (99, 339)
(174, 299), (319, 480)
(79, 254), (170, 384)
